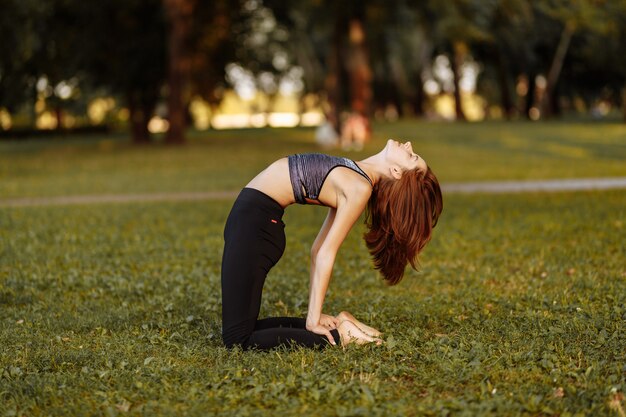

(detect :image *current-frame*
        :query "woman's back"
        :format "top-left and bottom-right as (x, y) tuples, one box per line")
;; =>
(246, 155), (374, 209)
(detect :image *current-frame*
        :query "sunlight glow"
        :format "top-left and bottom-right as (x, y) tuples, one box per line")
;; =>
(529, 107), (541, 121)
(432, 93), (486, 121)
(459, 60), (480, 92)
(516, 76), (529, 96)
(211, 114), (252, 129)
(267, 112), (299, 127)
(433, 55), (454, 93)
(88, 98), (116, 124)
(54, 82), (73, 100)
(300, 111), (324, 126)
(0, 109), (11, 130)
(208, 111), (315, 130)
(226, 63), (257, 101)
(189, 98), (212, 130)
(148, 116), (170, 133)
(35, 111), (57, 130)
(118, 108), (130, 122)
(433, 95), (455, 120)
(424, 79), (440, 95)
(535, 75), (547, 90)
(36, 76), (52, 97)
(250, 113), (267, 128)
(430, 54), (480, 94)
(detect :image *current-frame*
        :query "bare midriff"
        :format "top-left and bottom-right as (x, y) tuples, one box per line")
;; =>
(245, 158), (296, 208)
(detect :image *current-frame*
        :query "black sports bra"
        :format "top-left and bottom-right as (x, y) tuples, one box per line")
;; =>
(288, 153), (373, 204)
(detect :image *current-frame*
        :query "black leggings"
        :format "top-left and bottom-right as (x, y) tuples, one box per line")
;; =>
(221, 188), (340, 350)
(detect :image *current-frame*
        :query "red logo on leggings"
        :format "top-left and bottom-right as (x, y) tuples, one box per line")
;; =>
(271, 219), (278, 223)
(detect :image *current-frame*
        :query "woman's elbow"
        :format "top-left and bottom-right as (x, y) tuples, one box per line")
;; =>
(314, 248), (335, 269)
(310, 246), (319, 264)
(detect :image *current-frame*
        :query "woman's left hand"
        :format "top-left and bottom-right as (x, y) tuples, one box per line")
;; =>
(319, 313), (339, 329)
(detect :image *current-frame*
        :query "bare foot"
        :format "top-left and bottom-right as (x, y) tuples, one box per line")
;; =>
(337, 320), (382, 347)
(336, 311), (381, 338)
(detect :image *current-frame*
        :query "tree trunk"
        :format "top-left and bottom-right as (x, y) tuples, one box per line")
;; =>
(128, 92), (151, 144)
(345, 18), (372, 118)
(540, 22), (575, 118)
(390, 82), (403, 118)
(324, 13), (346, 135)
(413, 35), (433, 118)
(550, 82), (561, 116)
(451, 42), (467, 121)
(163, 0), (194, 145)
(55, 106), (64, 130)
(413, 72), (426, 117)
(525, 72), (536, 119)
(496, 48), (514, 119)
(622, 86), (626, 122)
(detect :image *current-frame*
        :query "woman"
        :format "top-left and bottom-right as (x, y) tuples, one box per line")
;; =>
(221, 139), (443, 350)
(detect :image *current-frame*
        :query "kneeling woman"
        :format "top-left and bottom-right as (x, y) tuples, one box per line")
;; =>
(221, 139), (443, 349)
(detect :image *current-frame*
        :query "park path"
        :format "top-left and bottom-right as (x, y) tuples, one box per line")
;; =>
(2, 177), (626, 208)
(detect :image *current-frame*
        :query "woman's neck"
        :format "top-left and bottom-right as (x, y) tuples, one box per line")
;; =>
(357, 151), (389, 186)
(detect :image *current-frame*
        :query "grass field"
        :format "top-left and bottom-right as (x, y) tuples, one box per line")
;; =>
(1, 120), (625, 199)
(1, 121), (626, 416)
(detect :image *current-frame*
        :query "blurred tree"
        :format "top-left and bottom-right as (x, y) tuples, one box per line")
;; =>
(3, 0), (626, 136)
(0, 0), (85, 129)
(163, 0), (195, 144)
(479, 0), (534, 119)
(265, 0), (374, 133)
(429, 0), (493, 120)
(573, 13), (624, 119)
(0, 0), (43, 118)
(359, 0), (437, 119)
(560, 0), (625, 121)
(163, 0), (235, 142)
(404, 1), (437, 117)
(345, 16), (373, 117)
(35, 0), (88, 129)
(296, 1), (372, 132)
(534, 0), (613, 118)
(74, 0), (166, 143)
(188, 0), (235, 112)
(1, 0), (233, 141)
(322, 1), (352, 132)
(228, 1), (294, 114)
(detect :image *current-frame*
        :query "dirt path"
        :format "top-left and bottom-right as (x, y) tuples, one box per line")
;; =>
(442, 177), (626, 194)
(2, 177), (626, 208)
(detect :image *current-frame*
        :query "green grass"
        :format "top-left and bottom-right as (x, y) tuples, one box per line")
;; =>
(1, 121), (626, 415)
(1, 120), (625, 199)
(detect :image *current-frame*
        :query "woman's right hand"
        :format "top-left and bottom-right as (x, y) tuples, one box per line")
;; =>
(306, 322), (337, 346)
(319, 313), (339, 329)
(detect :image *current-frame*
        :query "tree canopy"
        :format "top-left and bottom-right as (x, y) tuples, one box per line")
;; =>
(1, 0), (624, 141)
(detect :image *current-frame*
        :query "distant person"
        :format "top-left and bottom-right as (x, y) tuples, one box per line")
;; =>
(221, 140), (443, 350)
(340, 112), (370, 151)
(314, 120), (339, 148)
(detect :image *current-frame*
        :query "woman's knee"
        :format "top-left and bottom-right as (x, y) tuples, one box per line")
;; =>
(222, 326), (252, 350)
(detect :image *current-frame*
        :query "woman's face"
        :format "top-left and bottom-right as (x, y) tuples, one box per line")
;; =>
(385, 139), (427, 173)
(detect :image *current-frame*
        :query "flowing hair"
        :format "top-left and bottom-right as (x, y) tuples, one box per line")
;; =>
(364, 166), (443, 285)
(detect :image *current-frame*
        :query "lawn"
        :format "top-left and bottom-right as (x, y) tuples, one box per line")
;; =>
(1, 121), (625, 416)
(1, 120), (625, 199)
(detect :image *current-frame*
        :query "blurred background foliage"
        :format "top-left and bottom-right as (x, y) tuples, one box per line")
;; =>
(0, 0), (624, 143)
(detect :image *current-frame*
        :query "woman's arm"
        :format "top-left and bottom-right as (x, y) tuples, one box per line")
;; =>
(306, 182), (370, 343)
(310, 209), (339, 330)
(311, 208), (336, 260)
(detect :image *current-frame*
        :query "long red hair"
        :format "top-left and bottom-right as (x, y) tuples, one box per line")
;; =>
(364, 166), (443, 285)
